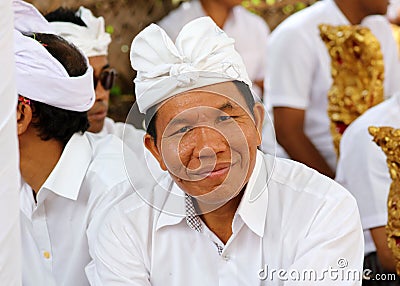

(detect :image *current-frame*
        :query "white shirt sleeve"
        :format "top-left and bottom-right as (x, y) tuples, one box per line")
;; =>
(88, 201), (151, 286)
(285, 189), (364, 285)
(336, 125), (390, 231)
(0, 0), (22, 284)
(266, 26), (316, 109)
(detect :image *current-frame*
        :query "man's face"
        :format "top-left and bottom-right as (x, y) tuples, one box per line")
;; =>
(146, 82), (264, 207)
(87, 55), (110, 133)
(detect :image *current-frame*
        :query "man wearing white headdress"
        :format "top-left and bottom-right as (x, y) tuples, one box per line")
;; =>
(12, 1), (139, 285)
(46, 6), (164, 180)
(158, 0), (287, 164)
(0, 0), (21, 285)
(89, 17), (364, 285)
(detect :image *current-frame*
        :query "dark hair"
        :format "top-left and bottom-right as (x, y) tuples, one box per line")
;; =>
(25, 33), (89, 146)
(44, 7), (86, 26)
(145, 80), (255, 143)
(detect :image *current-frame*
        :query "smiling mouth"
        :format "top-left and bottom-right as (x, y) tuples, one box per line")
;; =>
(188, 163), (231, 179)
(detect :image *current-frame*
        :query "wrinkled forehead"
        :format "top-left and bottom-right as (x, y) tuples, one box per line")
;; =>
(155, 81), (250, 120)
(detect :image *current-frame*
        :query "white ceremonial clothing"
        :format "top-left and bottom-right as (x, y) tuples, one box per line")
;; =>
(336, 93), (400, 255)
(49, 6), (111, 58)
(13, 0), (95, 113)
(157, 0), (270, 99)
(132, 17), (251, 114)
(90, 151), (364, 285)
(266, 0), (400, 170)
(98, 117), (164, 180)
(0, 0), (21, 284)
(20, 133), (136, 286)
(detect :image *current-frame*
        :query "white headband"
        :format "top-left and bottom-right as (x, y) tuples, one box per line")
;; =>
(13, 0), (95, 112)
(49, 7), (111, 57)
(131, 17), (251, 113)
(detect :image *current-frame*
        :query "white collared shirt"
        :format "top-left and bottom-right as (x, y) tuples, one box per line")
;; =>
(336, 93), (400, 255)
(0, 0), (21, 283)
(90, 151), (364, 285)
(157, 0), (270, 99)
(266, 0), (400, 170)
(20, 133), (137, 286)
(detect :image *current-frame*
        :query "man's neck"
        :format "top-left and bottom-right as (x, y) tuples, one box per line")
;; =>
(198, 190), (244, 244)
(200, 0), (233, 28)
(19, 135), (63, 194)
(334, 0), (368, 25)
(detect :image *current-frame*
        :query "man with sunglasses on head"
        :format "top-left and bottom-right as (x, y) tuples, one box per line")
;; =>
(45, 6), (164, 179)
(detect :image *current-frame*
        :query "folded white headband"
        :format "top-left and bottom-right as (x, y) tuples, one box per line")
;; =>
(131, 16), (251, 113)
(13, 0), (95, 112)
(50, 7), (111, 57)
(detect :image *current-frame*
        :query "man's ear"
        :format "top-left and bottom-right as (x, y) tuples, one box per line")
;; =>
(252, 102), (265, 146)
(17, 103), (33, 136)
(144, 134), (168, 171)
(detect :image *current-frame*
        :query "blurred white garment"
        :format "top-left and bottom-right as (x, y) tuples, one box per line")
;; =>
(336, 93), (400, 256)
(0, 0), (21, 285)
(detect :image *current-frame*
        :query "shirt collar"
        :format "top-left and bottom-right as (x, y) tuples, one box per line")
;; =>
(155, 179), (186, 231)
(236, 150), (268, 237)
(156, 150), (269, 237)
(39, 133), (92, 201)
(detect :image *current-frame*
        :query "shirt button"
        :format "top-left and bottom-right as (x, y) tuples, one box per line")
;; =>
(43, 251), (51, 259)
(222, 255), (230, 261)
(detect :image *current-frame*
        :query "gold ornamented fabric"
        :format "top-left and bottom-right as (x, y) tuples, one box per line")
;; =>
(319, 24), (385, 156)
(369, 126), (400, 275)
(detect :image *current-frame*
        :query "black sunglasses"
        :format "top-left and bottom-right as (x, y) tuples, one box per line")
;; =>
(94, 68), (117, 90)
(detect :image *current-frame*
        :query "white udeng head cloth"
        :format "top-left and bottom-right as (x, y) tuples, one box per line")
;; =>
(131, 17), (251, 114)
(49, 7), (111, 57)
(13, 0), (95, 112)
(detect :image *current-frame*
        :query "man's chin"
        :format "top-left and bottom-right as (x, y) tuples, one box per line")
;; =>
(179, 180), (242, 204)
(88, 119), (105, 133)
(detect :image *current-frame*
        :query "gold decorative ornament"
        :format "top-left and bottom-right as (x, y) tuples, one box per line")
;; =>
(319, 24), (384, 156)
(369, 126), (400, 275)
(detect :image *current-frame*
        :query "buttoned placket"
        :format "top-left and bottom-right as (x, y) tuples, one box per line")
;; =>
(31, 189), (53, 271)
(185, 194), (254, 285)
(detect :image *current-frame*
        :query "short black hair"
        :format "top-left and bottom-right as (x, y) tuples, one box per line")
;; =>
(24, 33), (89, 146)
(44, 7), (86, 26)
(145, 80), (255, 144)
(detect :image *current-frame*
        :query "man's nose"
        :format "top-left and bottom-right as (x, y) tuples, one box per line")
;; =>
(95, 84), (108, 101)
(190, 126), (227, 159)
